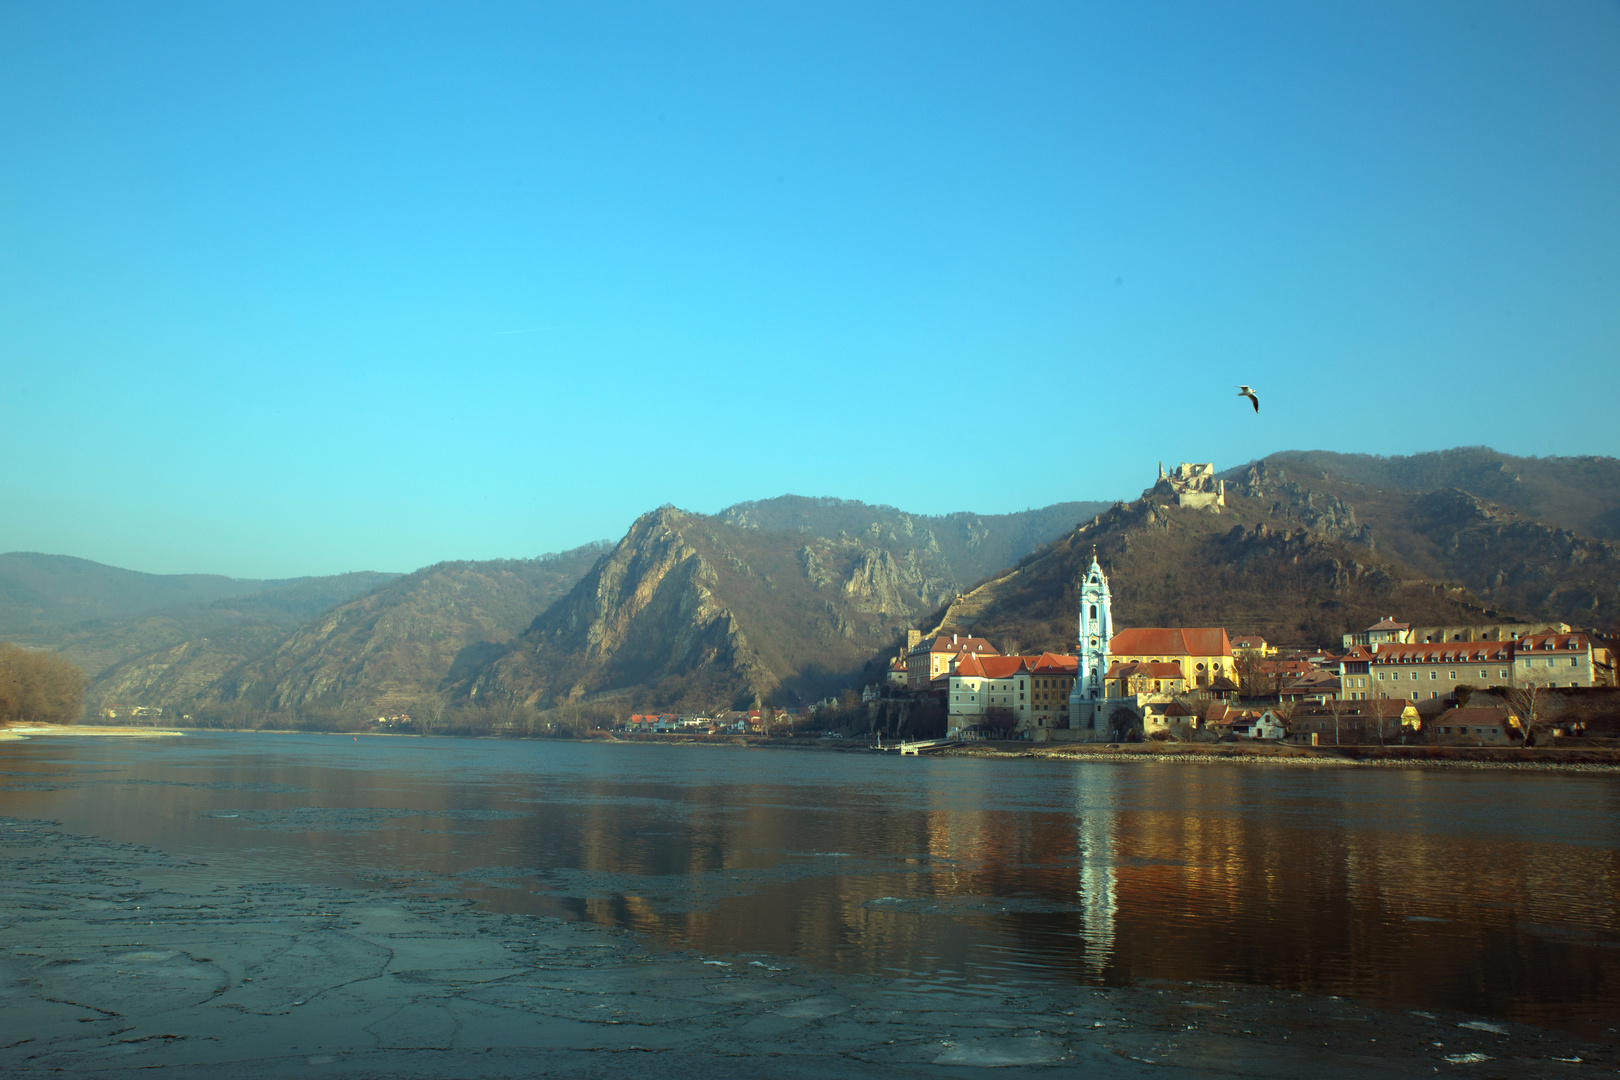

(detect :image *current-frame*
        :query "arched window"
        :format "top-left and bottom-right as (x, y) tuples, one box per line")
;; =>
(1089, 604), (1097, 621)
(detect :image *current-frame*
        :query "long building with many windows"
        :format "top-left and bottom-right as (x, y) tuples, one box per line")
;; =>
(1365, 632), (1596, 702)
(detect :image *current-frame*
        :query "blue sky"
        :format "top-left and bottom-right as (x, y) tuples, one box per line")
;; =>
(3, 1), (1618, 578)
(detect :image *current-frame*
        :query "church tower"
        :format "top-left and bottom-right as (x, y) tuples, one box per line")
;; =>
(1068, 552), (1112, 733)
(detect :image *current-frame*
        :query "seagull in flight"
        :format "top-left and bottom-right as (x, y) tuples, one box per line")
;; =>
(1237, 385), (1259, 413)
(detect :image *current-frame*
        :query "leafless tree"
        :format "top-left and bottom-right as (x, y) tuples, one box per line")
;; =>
(1502, 667), (1557, 746)
(1324, 692), (1350, 746)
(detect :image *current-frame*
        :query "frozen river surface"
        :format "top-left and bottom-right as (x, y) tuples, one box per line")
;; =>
(1, 733), (1616, 1077)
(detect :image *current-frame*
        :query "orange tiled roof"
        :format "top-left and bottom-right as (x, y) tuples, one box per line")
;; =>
(1515, 632), (1589, 652)
(912, 634), (998, 656)
(1373, 642), (1513, 663)
(1109, 627), (1233, 658)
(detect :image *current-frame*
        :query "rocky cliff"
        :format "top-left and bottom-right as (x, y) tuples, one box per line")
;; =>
(463, 506), (968, 712)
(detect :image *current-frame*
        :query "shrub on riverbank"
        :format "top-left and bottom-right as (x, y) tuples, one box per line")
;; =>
(0, 642), (85, 725)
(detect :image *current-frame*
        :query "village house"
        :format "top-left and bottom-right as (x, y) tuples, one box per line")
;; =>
(907, 633), (999, 690)
(1287, 700), (1418, 746)
(1342, 617), (1413, 650)
(1230, 709), (1286, 740)
(885, 656), (909, 687)
(1025, 653), (1078, 733)
(1103, 660), (1188, 698)
(1279, 669), (1342, 704)
(1511, 631), (1598, 688)
(1232, 635), (1276, 659)
(1427, 705), (1519, 746)
(947, 653), (1027, 736)
(1338, 645), (1375, 699)
(1141, 699), (1199, 738)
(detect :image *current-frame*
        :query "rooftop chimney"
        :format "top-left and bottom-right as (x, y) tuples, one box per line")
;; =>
(953, 633), (958, 645)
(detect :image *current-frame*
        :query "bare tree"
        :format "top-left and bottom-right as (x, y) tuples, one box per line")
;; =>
(1502, 667), (1556, 746)
(1324, 692), (1350, 746)
(1235, 652), (1278, 702)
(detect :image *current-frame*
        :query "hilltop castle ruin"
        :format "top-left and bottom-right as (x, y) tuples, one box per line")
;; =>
(1151, 461), (1226, 510)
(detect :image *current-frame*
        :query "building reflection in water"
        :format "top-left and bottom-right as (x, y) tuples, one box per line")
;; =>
(1075, 764), (1117, 979)
(3, 737), (1617, 1035)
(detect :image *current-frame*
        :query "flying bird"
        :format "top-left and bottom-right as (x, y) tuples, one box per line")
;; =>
(1237, 385), (1259, 413)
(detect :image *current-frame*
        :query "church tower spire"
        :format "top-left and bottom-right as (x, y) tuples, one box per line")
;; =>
(1069, 551), (1113, 732)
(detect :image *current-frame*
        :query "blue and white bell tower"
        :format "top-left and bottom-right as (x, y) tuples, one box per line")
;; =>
(1068, 551), (1112, 733)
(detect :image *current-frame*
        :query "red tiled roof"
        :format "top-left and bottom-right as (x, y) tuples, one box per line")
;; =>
(1373, 642), (1512, 663)
(976, 656), (1029, 679)
(1109, 627), (1233, 658)
(1516, 632), (1589, 652)
(912, 634), (998, 656)
(1260, 659), (1316, 675)
(951, 653), (1026, 679)
(1027, 653), (1079, 673)
(1367, 618), (1410, 631)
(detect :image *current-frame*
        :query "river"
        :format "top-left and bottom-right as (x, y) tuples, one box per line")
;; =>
(4, 732), (1615, 1042)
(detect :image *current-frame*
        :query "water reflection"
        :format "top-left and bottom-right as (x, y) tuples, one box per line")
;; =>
(2, 735), (1616, 1034)
(1077, 765), (1117, 978)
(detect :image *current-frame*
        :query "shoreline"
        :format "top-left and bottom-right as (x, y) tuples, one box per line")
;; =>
(0, 723), (184, 740)
(936, 741), (1620, 773)
(20, 722), (1620, 772)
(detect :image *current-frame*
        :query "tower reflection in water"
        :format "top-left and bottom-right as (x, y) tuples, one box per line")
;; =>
(1076, 764), (1117, 979)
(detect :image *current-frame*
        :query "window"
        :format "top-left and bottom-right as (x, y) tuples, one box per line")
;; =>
(1546, 658), (1556, 668)
(1500, 669), (1509, 679)
(1480, 669), (1488, 679)
(1430, 671), (1438, 680)
(1570, 658), (1579, 667)
(1449, 670), (1456, 680)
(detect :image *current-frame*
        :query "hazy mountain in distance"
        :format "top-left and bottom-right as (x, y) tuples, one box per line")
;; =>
(0, 552), (296, 641)
(53, 572), (400, 677)
(89, 544), (611, 718)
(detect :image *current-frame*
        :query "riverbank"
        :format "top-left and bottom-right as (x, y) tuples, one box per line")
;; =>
(0, 723), (184, 740)
(42, 723), (1620, 773)
(941, 740), (1620, 772)
(2, 818), (1610, 1078)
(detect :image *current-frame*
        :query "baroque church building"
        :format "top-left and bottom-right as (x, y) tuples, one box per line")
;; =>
(1062, 554), (1236, 742)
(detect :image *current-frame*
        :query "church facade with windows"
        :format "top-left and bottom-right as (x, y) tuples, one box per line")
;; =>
(1062, 554), (1237, 742)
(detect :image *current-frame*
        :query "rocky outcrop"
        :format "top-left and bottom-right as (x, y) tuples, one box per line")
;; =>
(464, 506), (967, 711)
